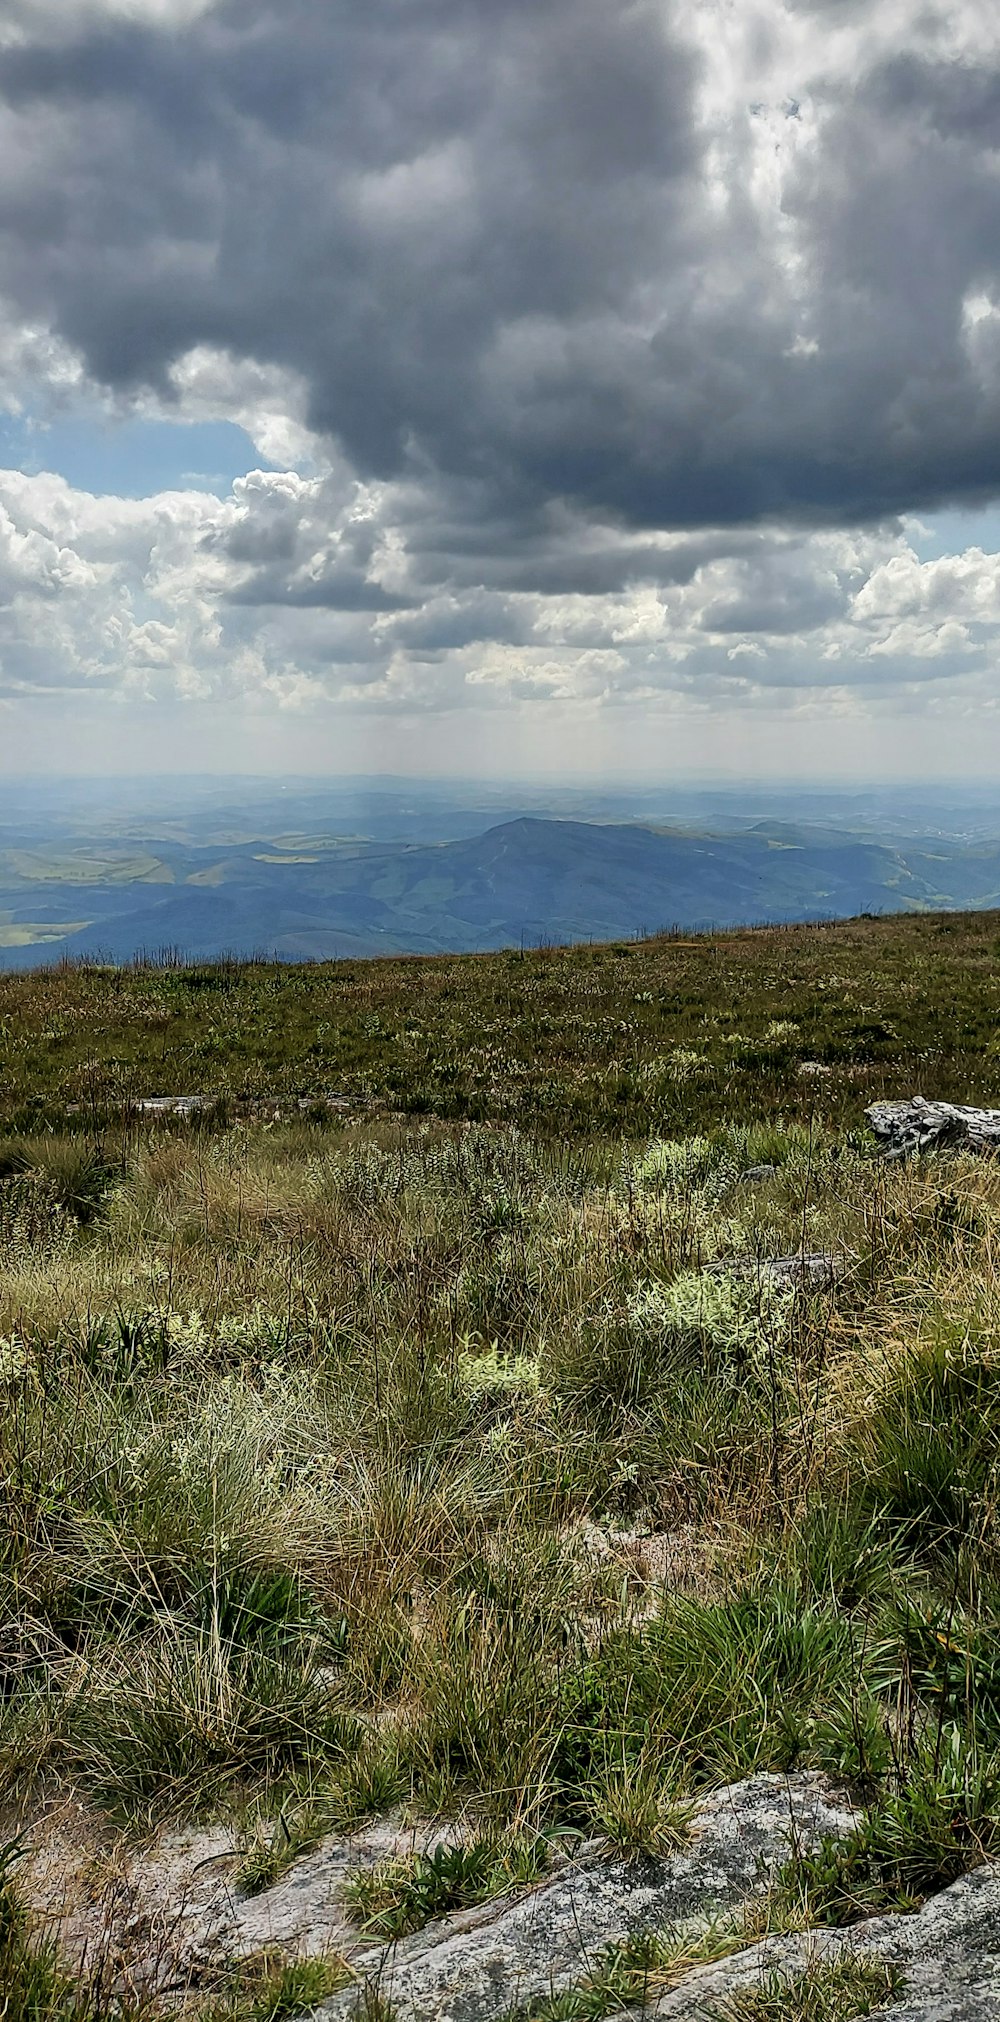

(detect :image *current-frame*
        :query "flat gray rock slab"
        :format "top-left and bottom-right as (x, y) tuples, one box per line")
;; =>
(704, 1252), (852, 1291)
(313, 1774), (855, 2022)
(28, 1813), (441, 1995)
(36, 1777), (1000, 2020)
(759, 1252), (853, 1291)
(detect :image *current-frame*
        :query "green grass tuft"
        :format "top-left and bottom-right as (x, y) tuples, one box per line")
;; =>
(345, 1835), (547, 1938)
(706, 1955), (902, 2021)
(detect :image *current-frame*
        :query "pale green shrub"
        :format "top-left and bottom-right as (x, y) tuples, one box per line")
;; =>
(0, 1333), (31, 1385)
(0, 1172), (77, 1264)
(639, 1048), (709, 1085)
(455, 1343), (540, 1400)
(630, 1138), (722, 1193)
(627, 1270), (794, 1378)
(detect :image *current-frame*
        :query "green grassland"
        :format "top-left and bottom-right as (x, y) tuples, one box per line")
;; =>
(4, 911), (1000, 2015)
(0, 848), (174, 885)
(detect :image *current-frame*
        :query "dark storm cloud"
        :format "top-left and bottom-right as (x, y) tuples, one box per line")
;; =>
(0, 0), (698, 473)
(200, 467), (773, 615)
(224, 574), (408, 611)
(4, 0), (1000, 573)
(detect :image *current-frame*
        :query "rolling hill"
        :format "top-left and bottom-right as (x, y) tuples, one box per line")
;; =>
(4, 810), (1000, 966)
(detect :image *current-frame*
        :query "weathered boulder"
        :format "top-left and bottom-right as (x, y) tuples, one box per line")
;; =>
(867, 1098), (1000, 1160)
(758, 1252), (852, 1291)
(31, 1776), (1000, 2020)
(320, 1827), (1000, 2022)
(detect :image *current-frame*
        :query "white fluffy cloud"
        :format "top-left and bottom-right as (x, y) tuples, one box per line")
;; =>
(0, 463), (997, 740)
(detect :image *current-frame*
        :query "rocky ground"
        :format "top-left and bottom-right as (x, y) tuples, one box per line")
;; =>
(19, 1773), (1000, 2019)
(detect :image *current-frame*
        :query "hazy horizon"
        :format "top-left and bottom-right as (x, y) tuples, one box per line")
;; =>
(4, 768), (1000, 793)
(4, 770), (1000, 800)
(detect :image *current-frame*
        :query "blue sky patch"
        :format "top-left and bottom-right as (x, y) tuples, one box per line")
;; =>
(0, 410), (270, 498)
(908, 506), (1000, 560)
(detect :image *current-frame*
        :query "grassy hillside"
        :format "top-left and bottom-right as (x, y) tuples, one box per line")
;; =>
(4, 910), (1000, 2016)
(2, 908), (1000, 1139)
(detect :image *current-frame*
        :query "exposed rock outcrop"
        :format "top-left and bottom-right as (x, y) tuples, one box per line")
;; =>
(315, 1775), (855, 2022)
(26, 1777), (854, 2015)
(28, 1776), (1000, 2020)
(646, 1862), (1000, 2019)
(134, 1095), (211, 1117)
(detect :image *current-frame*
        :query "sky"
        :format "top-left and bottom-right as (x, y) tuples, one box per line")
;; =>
(3, 0), (1000, 780)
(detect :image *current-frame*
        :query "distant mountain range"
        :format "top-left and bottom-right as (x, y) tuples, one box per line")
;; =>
(5, 792), (1000, 966)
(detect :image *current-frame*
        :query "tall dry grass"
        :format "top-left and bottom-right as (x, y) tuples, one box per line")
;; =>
(3, 1119), (1000, 1981)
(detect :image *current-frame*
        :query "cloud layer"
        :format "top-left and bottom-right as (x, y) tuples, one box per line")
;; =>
(1, 463), (997, 726)
(1, 0), (1000, 766)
